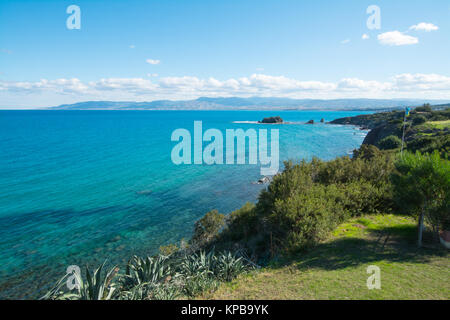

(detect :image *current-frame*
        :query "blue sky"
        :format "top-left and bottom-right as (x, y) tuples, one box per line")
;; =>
(1, 0), (450, 107)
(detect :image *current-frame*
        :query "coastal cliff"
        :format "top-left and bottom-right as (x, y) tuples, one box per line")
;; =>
(330, 106), (450, 153)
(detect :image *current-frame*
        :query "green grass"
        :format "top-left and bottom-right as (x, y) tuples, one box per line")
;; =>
(205, 214), (449, 300)
(426, 120), (450, 130)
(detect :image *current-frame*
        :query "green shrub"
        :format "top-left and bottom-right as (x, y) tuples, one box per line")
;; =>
(225, 202), (257, 241)
(353, 144), (382, 160)
(270, 184), (347, 252)
(407, 133), (450, 156)
(217, 153), (396, 255)
(412, 115), (427, 125)
(339, 180), (392, 215)
(391, 151), (450, 245)
(159, 243), (179, 256)
(378, 135), (402, 150)
(415, 104), (432, 112)
(191, 210), (226, 246)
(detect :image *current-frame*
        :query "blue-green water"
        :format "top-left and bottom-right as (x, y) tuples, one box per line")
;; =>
(0, 110), (371, 298)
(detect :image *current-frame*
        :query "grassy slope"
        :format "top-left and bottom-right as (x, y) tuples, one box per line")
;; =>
(426, 120), (450, 130)
(206, 214), (449, 300)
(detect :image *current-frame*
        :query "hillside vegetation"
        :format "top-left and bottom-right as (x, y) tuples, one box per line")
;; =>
(206, 214), (449, 300)
(43, 105), (449, 300)
(330, 105), (449, 155)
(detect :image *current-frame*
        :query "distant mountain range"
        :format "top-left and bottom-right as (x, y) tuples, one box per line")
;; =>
(50, 97), (450, 111)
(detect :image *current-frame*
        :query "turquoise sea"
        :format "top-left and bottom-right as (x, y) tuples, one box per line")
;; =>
(0, 110), (371, 298)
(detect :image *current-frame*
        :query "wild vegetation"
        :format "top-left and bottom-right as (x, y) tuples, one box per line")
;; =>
(391, 151), (450, 246)
(43, 105), (449, 300)
(206, 214), (450, 300)
(42, 250), (252, 300)
(330, 105), (450, 155)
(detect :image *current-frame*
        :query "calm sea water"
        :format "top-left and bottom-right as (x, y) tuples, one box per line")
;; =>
(0, 110), (371, 298)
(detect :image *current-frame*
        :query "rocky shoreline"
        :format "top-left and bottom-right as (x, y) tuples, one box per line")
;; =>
(329, 107), (449, 152)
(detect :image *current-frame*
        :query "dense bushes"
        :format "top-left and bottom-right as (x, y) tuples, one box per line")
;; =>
(407, 133), (450, 156)
(415, 104), (432, 113)
(353, 144), (382, 160)
(191, 209), (226, 247)
(378, 135), (402, 150)
(412, 115), (427, 125)
(207, 150), (395, 257)
(268, 183), (347, 252)
(429, 108), (450, 121)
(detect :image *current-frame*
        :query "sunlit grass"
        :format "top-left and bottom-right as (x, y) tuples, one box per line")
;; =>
(206, 214), (449, 300)
(426, 120), (450, 130)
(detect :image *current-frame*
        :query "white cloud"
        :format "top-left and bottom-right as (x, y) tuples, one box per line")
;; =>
(147, 73), (158, 77)
(92, 78), (158, 93)
(146, 59), (160, 65)
(393, 73), (450, 90)
(362, 34), (370, 40)
(2, 73), (450, 106)
(236, 74), (336, 92)
(0, 78), (89, 94)
(377, 31), (419, 46)
(341, 39), (350, 44)
(129, 45), (136, 49)
(338, 78), (392, 91)
(410, 22), (439, 32)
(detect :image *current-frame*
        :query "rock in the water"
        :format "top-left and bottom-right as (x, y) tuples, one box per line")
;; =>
(320, 118), (325, 123)
(259, 116), (283, 124)
(257, 176), (270, 184)
(306, 119), (314, 124)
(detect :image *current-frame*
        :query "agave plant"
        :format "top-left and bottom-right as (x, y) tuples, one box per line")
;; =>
(213, 252), (246, 282)
(123, 255), (172, 288)
(76, 262), (119, 300)
(42, 250), (251, 300)
(182, 274), (219, 298)
(41, 261), (119, 300)
(151, 283), (181, 300)
(40, 272), (74, 300)
(117, 282), (151, 300)
(179, 250), (215, 278)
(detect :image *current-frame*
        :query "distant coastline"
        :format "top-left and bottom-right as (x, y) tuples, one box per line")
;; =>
(40, 97), (450, 111)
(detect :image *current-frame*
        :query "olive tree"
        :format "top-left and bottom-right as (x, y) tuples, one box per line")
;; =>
(391, 151), (450, 246)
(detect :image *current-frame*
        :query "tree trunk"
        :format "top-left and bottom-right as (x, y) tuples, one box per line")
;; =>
(418, 211), (424, 247)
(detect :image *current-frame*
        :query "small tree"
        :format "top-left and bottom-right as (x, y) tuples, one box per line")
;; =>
(412, 115), (427, 126)
(353, 144), (382, 160)
(191, 210), (226, 246)
(391, 151), (450, 246)
(379, 135), (402, 150)
(415, 104), (432, 112)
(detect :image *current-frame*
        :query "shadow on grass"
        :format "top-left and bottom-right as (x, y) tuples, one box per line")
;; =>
(277, 224), (448, 272)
